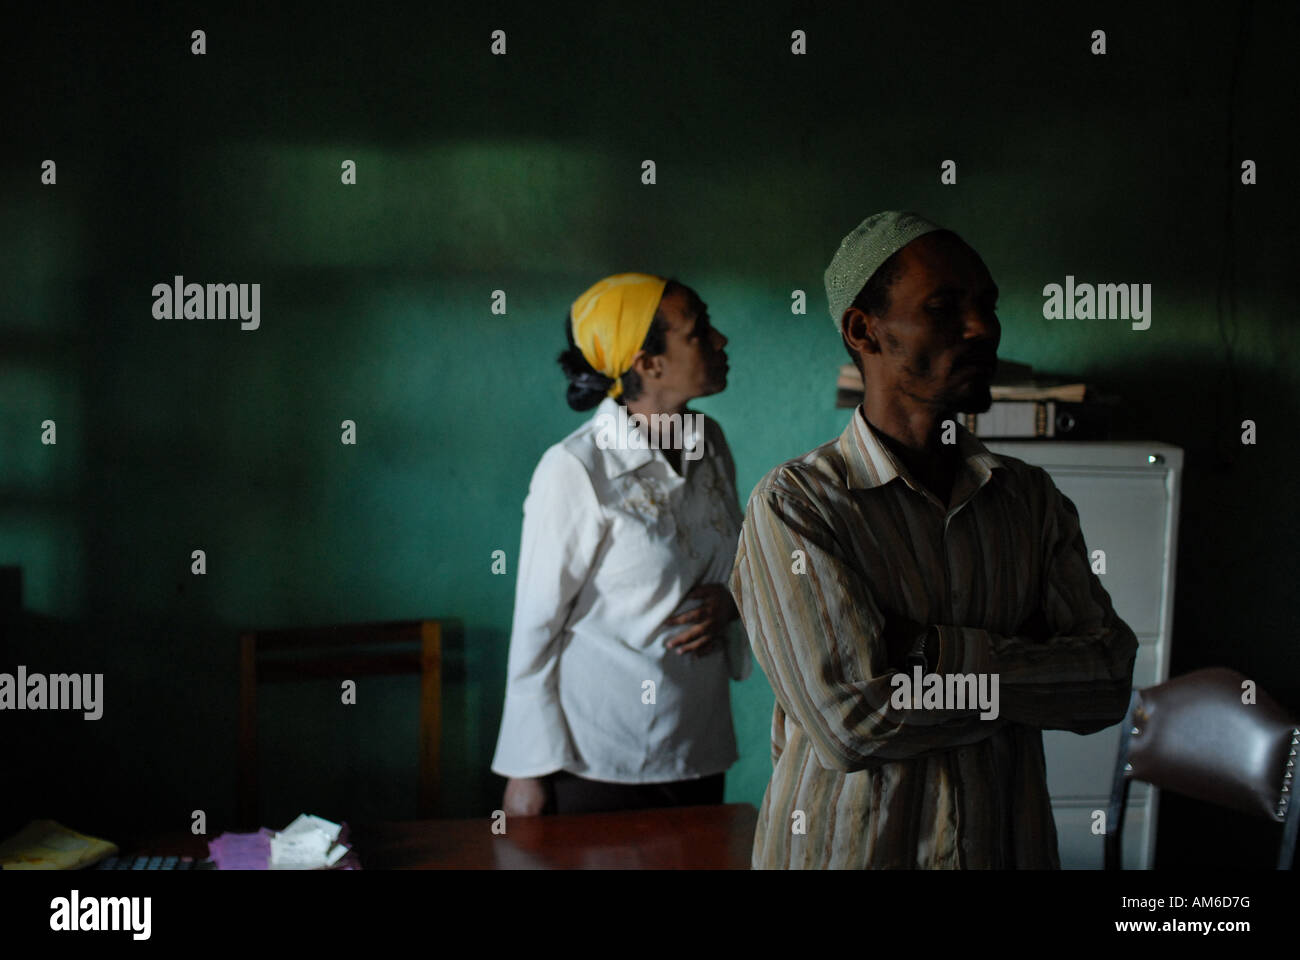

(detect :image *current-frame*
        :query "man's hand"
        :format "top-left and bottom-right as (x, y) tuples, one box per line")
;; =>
(880, 608), (1051, 669)
(663, 583), (737, 658)
(881, 608), (929, 669)
(503, 777), (548, 817)
(1017, 608), (1052, 642)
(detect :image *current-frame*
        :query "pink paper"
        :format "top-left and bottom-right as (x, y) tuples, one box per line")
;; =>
(207, 828), (274, 870)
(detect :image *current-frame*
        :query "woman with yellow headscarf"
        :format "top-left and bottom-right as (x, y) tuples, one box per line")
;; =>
(490, 273), (751, 816)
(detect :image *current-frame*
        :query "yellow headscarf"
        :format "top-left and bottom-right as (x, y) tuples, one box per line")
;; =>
(570, 273), (669, 399)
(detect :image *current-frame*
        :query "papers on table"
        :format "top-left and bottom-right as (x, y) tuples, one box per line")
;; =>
(208, 828), (273, 870)
(270, 814), (349, 870)
(207, 814), (356, 870)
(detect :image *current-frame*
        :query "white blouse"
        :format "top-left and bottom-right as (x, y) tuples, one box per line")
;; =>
(490, 397), (752, 784)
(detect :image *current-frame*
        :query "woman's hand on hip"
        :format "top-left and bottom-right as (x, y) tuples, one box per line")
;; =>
(663, 583), (738, 658)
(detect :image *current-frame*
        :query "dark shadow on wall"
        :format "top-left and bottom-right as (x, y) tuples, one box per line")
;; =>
(0, 605), (485, 841)
(1062, 355), (1299, 869)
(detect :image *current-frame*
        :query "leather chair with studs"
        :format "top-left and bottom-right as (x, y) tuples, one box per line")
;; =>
(1105, 666), (1299, 869)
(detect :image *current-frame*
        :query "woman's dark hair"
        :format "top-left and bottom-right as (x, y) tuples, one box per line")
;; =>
(558, 278), (682, 411)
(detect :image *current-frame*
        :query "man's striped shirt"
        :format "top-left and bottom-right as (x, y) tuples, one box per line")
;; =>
(729, 407), (1137, 868)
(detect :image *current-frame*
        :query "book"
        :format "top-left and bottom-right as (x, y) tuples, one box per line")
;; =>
(0, 820), (118, 870)
(990, 380), (1087, 403)
(835, 359), (1088, 407)
(962, 398), (1117, 439)
(962, 402), (1055, 438)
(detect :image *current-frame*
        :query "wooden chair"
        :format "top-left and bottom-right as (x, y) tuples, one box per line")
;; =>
(237, 619), (446, 829)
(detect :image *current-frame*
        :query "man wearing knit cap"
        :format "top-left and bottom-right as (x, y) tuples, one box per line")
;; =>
(729, 211), (1137, 868)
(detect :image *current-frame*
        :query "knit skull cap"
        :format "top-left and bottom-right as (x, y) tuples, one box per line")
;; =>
(824, 210), (945, 329)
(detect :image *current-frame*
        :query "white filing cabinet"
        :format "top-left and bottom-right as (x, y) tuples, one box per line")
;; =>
(984, 440), (1183, 869)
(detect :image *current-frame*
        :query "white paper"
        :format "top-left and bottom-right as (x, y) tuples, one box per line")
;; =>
(268, 814), (348, 869)
(280, 814), (343, 844)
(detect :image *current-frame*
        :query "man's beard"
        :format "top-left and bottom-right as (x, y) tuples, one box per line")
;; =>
(950, 381), (994, 414)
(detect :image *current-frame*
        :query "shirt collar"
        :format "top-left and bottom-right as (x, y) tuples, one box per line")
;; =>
(590, 397), (713, 478)
(837, 405), (1014, 502)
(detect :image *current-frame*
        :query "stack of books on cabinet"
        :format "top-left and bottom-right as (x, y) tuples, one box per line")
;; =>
(835, 358), (1119, 439)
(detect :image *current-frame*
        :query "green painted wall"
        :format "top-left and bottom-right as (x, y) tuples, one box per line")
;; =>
(3, 3), (1296, 866)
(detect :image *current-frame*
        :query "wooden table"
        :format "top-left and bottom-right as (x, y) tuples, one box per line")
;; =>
(122, 803), (757, 869)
